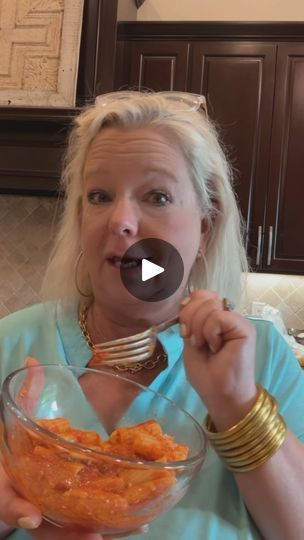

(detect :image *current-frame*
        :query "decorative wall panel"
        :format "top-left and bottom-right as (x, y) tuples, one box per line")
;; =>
(0, 0), (84, 107)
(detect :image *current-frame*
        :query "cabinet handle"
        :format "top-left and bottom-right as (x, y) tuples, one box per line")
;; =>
(267, 226), (273, 266)
(256, 225), (262, 266)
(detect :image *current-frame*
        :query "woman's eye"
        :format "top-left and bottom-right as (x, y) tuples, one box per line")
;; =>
(145, 191), (171, 206)
(87, 191), (112, 204)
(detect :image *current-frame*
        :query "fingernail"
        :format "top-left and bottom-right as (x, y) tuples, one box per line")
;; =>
(180, 296), (191, 307)
(17, 516), (40, 529)
(179, 323), (188, 337)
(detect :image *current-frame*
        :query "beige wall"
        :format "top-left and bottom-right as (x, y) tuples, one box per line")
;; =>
(138, 0), (304, 21)
(118, 0), (137, 21)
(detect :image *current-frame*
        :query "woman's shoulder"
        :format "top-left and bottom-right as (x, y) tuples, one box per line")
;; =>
(247, 315), (287, 348)
(246, 315), (275, 332)
(0, 302), (71, 384)
(0, 302), (57, 340)
(248, 315), (302, 379)
(247, 315), (294, 359)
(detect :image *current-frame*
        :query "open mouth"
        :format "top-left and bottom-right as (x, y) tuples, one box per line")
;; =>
(108, 256), (143, 269)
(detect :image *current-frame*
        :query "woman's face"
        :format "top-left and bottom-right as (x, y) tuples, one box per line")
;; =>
(81, 126), (208, 320)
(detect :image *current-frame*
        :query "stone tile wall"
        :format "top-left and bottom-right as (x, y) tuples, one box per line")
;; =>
(243, 273), (304, 330)
(0, 195), (62, 318)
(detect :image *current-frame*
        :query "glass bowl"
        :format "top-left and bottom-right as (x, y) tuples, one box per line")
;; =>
(0, 365), (207, 536)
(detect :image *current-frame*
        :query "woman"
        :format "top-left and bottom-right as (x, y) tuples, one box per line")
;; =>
(0, 91), (303, 540)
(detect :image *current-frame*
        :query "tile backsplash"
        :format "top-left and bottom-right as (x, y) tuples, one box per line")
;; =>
(1, 195), (304, 329)
(243, 273), (304, 329)
(0, 194), (62, 318)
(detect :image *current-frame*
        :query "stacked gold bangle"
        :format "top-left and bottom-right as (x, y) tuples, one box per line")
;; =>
(204, 385), (287, 473)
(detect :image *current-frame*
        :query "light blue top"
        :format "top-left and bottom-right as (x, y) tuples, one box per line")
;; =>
(0, 302), (303, 540)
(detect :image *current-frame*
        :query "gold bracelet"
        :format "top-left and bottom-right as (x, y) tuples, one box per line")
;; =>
(227, 420), (286, 472)
(223, 420), (286, 464)
(204, 387), (287, 473)
(212, 395), (276, 450)
(205, 385), (264, 437)
(215, 396), (278, 453)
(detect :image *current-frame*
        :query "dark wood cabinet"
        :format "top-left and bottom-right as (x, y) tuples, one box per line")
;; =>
(264, 43), (304, 273)
(116, 41), (190, 91)
(115, 23), (304, 275)
(190, 42), (276, 264)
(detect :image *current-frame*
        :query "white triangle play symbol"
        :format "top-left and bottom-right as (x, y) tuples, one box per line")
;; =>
(142, 258), (164, 282)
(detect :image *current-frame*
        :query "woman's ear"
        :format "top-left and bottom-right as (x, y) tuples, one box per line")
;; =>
(197, 217), (211, 259)
(197, 204), (218, 258)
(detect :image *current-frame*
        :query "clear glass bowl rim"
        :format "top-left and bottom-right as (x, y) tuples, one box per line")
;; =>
(1, 364), (208, 470)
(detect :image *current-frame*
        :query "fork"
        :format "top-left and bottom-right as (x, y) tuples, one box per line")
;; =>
(91, 316), (179, 366)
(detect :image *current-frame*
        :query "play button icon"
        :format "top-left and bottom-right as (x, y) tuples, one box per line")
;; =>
(142, 259), (164, 281)
(120, 238), (184, 302)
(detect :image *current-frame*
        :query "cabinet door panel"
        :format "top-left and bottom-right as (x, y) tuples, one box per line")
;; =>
(265, 44), (304, 274)
(127, 41), (189, 91)
(191, 43), (276, 268)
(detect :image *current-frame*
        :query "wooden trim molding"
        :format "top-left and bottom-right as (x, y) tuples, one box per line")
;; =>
(117, 21), (304, 41)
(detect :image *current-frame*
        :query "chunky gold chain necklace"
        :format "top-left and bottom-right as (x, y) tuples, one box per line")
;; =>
(78, 306), (168, 374)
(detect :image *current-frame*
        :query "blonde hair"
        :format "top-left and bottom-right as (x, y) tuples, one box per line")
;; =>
(42, 91), (248, 307)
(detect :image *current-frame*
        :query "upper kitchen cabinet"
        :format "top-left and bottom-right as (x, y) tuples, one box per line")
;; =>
(115, 22), (304, 275)
(0, 0), (118, 194)
(190, 42), (276, 262)
(263, 43), (304, 274)
(116, 41), (189, 91)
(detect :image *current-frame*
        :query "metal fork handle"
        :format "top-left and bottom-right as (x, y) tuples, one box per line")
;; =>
(93, 316), (179, 352)
(154, 316), (179, 333)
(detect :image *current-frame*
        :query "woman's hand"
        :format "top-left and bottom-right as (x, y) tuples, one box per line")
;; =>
(0, 357), (42, 538)
(0, 356), (148, 540)
(179, 290), (258, 431)
(0, 461), (42, 537)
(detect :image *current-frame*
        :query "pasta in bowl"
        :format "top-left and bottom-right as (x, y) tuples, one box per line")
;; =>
(0, 365), (207, 536)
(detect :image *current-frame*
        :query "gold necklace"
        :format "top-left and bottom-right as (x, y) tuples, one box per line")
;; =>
(78, 306), (168, 374)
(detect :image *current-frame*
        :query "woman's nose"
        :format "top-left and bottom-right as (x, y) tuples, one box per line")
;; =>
(108, 198), (139, 237)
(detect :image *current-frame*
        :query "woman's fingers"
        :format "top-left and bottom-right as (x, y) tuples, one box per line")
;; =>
(2, 355), (148, 540)
(189, 301), (224, 351)
(0, 464), (41, 529)
(24, 357), (41, 368)
(180, 290), (258, 427)
(180, 290), (255, 362)
(180, 291), (219, 337)
(0, 358), (43, 531)
(16, 357), (44, 415)
(180, 291), (224, 349)
(203, 309), (252, 354)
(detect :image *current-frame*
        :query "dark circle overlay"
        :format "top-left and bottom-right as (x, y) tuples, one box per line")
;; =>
(120, 238), (184, 302)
